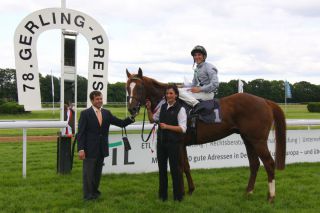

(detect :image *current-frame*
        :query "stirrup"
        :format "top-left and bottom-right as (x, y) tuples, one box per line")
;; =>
(190, 116), (197, 128)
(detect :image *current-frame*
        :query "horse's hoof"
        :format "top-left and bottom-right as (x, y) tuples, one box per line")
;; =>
(267, 193), (275, 204)
(188, 188), (195, 195)
(246, 190), (254, 195)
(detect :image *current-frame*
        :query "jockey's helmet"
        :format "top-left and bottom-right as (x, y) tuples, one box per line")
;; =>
(191, 45), (207, 59)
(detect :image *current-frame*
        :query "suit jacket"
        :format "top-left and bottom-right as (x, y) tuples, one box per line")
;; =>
(77, 107), (133, 158)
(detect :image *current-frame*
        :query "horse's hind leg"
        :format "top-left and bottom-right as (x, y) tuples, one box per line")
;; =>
(185, 167), (195, 195)
(242, 137), (260, 195)
(254, 141), (276, 203)
(179, 145), (185, 195)
(181, 145), (195, 195)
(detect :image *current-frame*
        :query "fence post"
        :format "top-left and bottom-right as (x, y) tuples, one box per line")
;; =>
(23, 128), (27, 178)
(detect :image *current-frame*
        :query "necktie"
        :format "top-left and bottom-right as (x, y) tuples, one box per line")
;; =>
(194, 68), (200, 86)
(97, 109), (102, 126)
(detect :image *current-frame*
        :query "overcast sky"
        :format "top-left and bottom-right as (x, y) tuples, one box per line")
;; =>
(1, 0), (320, 84)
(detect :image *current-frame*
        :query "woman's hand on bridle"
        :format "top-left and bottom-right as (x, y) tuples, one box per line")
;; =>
(159, 123), (167, 129)
(146, 99), (151, 111)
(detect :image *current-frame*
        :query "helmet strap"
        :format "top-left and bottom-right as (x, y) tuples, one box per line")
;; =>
(192, 61), (196, 70)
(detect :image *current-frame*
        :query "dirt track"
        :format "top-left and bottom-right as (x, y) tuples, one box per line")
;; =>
(0, 136), (58, 142)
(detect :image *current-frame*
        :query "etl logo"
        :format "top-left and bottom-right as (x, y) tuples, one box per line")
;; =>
(109, 141), (134, 165)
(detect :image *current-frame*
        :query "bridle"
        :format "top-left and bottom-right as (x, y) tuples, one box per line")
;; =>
(127, 76), (145, 117)
(127, 76), (157, 142)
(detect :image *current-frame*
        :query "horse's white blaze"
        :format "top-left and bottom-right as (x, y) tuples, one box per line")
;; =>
(129, 82), (136, 104)
(268, 179), (275, 197)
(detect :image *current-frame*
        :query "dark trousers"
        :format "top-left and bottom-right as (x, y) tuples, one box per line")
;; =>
(157, 141), (183, 201)
(82, 157), (104, 199)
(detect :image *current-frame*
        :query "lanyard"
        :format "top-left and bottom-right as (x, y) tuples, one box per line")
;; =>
(194, 67), (201, 86)
(121, 127), (128, 138)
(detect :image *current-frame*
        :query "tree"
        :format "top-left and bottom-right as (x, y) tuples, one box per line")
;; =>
(107, 82), (126, 102)
(292, 81), (320, 103)
(39, 74), (60, 102)
(77, 75), (88, 102)
(216, 82), (235, 98)
(0, 68), (17, 101)
(2, 67), (320, 104)
(269, 80), (285, 103)
(246, 79), (272, 99)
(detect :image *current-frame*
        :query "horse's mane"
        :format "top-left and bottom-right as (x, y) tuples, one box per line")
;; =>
(130, 74), (167, 108)
(142, 75), (167, 89)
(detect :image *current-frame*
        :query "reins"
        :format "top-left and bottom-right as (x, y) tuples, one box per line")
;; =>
(141, 105), (157, 142)
(128, 75), (159, 142)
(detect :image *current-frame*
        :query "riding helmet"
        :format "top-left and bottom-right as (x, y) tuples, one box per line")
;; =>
(191, 45), (207, 59)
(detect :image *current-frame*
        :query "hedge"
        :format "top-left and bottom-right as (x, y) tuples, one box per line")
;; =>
(0, 102), (26, 114)
(307, 102), (320, 113)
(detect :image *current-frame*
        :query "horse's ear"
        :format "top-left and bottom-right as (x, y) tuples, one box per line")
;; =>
(138, 67), (143, 79)
(126, 69), (131, 78)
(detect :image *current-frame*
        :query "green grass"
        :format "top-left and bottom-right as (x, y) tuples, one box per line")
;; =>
(0, 107), (146, 136)
(1, 104), (320, 136)
(1, 104), (319, 120)
(279, 104), (320, 119)
(0, 107), (132, 120)
(0, 141), (319, 212)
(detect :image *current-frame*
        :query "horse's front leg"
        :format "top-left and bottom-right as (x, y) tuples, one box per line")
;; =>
(242, 138), (260, 195)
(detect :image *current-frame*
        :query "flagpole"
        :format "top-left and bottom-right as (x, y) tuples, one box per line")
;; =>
(284, 80), (292, 116)
(238, 79), (243, 93)
(285, 92), (287, 116)
(51, 70), (55, 118)
(284, 80), (287, 116)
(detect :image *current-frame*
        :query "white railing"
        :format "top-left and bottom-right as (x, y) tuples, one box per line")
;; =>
(1, 119), (319, 178)
(0, 121), (67, 178)
(286, 119), (320, 130)
(286, 119), (320, 126)
(111, 119), (320, 131)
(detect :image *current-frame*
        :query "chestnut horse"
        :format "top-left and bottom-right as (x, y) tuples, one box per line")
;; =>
(126, 68), (286, 202)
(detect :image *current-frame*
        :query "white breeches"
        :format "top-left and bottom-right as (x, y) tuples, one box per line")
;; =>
(178, 88), (214, 107)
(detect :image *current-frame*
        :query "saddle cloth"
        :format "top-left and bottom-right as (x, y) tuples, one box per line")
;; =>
(180, 98), (222, 124)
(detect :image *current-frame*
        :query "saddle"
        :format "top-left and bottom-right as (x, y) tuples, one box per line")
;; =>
(180, 98), (222, 124)
(179, 98), (222, 145)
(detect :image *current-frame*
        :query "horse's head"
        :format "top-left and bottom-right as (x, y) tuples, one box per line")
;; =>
(126, 68), (146, 116)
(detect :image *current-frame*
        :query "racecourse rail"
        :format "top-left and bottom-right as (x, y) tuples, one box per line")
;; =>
(0, 119), (319, 178)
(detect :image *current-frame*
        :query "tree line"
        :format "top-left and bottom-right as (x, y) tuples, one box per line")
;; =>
(1, 68), (320, 104)
(0, 68), (126, 103)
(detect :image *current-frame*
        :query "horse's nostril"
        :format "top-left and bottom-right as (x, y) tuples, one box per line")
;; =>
(129, 108), (136, 115)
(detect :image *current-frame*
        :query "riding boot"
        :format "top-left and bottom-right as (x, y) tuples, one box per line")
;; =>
(190, 103), (198, 115)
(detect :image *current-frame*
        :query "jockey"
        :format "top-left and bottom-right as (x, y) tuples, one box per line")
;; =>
(179, 45), (219, 108)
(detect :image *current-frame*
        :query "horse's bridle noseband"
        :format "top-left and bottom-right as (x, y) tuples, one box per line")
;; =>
(127, 76), (146, 116)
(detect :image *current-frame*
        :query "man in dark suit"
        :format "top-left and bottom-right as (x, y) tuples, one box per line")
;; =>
(77, 90), (135, 201)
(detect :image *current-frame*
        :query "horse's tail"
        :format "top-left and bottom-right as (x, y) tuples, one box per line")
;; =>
(267, 100), (287, 170)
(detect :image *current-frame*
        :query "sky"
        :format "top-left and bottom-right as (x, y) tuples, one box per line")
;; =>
(1, 0), (320, 85)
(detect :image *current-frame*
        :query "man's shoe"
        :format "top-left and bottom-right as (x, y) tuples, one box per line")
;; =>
(174, 195), (183, 202)
(93, 190), (101, 198)
(159, 196), (168, 202)
(84, 195), (97, 201)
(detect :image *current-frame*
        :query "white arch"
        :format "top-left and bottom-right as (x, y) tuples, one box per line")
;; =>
(14, 8), (108, 110)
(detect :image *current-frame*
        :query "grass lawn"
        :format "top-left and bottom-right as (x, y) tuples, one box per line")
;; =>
(279, 104), (320, 119)
(0, 107), (146, 136)
(0, 141), (319, 213)
(1, 104), (320, 136)
(0, 107), (132, 120)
